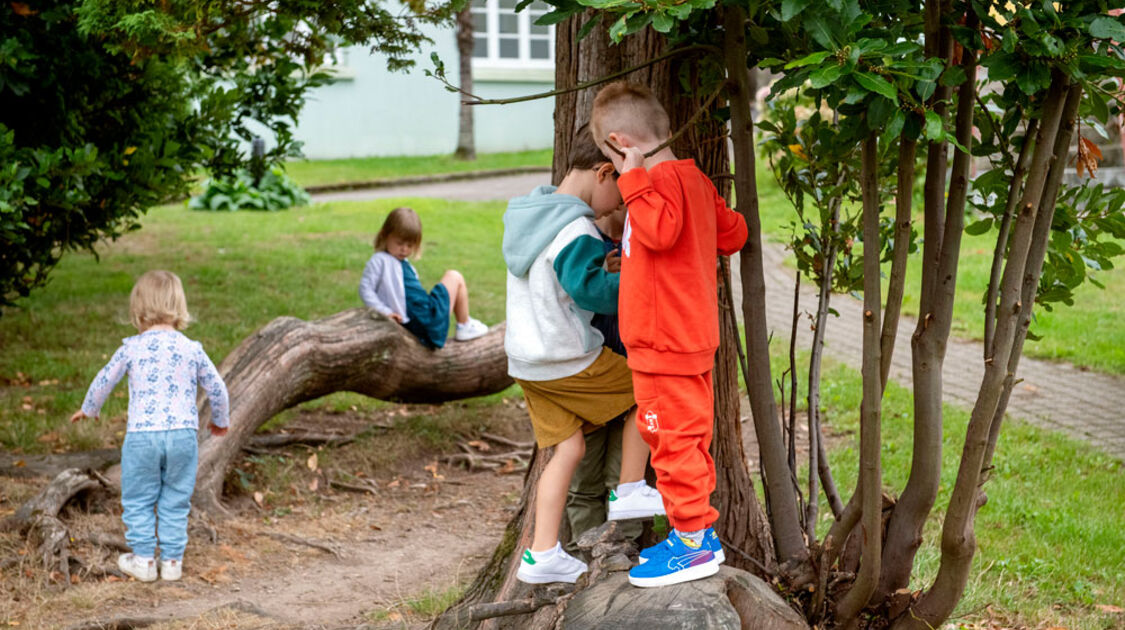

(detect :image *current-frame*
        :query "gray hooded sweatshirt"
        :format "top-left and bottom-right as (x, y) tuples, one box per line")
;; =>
(503, 186), (606, 380)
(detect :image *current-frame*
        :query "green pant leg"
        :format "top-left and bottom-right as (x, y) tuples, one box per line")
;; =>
(565, 425), (610, 552)
(602, 417), (643, 541)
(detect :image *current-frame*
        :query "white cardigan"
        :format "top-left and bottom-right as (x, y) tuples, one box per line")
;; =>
(359, 251), (409, 322)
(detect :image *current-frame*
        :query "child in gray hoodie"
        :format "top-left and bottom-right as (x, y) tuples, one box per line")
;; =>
(503, 127), (665, 585)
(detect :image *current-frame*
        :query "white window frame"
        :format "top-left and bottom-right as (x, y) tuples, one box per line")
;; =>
(471, 0), (555, 71)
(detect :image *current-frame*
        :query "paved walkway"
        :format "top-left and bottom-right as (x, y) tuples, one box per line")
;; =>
(313, 174), (1125, 460)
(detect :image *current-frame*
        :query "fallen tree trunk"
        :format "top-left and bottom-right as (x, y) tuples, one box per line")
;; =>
(193, 308), (511, 514)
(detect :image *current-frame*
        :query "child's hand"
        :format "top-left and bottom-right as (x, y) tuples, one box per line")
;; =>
(622, 146), (646, 172)
(70, 411), (88, 423)
(388, 313), (403, 323)
(210, 424), (228, 437)
(605, 251), (622, 273)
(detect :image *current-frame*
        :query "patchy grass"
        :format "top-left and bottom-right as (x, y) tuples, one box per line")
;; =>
(0, 197), (512, 454)
(755, 164), (1125, 374)
(284, 149), (552, 188)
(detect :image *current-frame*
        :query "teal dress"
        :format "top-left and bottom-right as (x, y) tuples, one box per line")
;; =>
(402, 260), (450, 349)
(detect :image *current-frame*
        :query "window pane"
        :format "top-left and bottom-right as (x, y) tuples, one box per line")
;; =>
(499, 37), (519, 58)
(472, 13), (486, 32)
(530, 39), (549, 59)
(472, 0), (487, 7)
(473, 37), (488, 58)
(499, 13), (518, 34)
(529, 0), (549, 9)
(530, 20), (548, 35)
(499, 0), (517, 8)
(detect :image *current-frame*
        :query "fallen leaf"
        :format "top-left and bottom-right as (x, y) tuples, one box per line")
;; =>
(369, 524), (382, 531)
(423, 462), (445, 480)
(70, 574), (80, 584)
(1096, 604), (1124, 613)
(253, 491), (265, 508)
(37, 431), (59, 443)
(467, 440), (490, 452)
(498, 459), (518, 474)
(387, 478), (401, 488)
(308, 477), (319, 492)
(306, 453), (318, 471)
(13, 460), (24, 468)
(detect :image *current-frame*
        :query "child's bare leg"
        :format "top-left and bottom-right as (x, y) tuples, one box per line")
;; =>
(439, 270), (470, 324)
(532, 430), (586, 551)
(618, 407), (650, 484)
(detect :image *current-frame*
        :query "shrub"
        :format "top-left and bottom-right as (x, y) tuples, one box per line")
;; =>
(189, 169), (310, 212)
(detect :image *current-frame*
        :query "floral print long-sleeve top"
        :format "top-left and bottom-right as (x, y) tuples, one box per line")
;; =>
(80, 329), (230, 432)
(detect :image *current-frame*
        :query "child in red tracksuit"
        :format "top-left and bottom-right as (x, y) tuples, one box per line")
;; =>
(591, 82), (748, 588)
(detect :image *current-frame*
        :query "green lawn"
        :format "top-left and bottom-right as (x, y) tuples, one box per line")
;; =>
(283, 149), (552, 188)
(0, 198), (511, 453)
(755, 165), (1125, 374)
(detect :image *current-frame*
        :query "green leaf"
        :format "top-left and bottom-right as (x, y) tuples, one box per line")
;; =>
(965, 218), (993, 235)
(803, 14), (838, 50)
(916, 80), (936, 101)
(940, 65), (967, 87)
(809, 64), (844, 88)
(781, 0), (812, 22)
(535, 10), (574, 26)
(924, 110), (944, 140)
(853, 71), (897, 102)
(1090, 16), (1125, 41)
(785, 51), (832, 70)
(651, 12), (674, 33)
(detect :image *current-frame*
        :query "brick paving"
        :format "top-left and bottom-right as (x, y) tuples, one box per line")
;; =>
(315, 174), (1125, 461)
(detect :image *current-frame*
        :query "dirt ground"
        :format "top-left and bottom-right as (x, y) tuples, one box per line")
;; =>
(0, 402), (531, 630)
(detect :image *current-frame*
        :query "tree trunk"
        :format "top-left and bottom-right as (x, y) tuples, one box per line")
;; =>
(723, 4), (809, 570)
(455, 5), (476, 160)
(193, 309), (511, 514)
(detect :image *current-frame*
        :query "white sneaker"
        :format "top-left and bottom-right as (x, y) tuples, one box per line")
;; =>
(160, 558), (182, 581)
(118, 553), (157, 582)
(454, 318), (489, 341)
(607, 484), (666, 520)
(516, 547), (588, 584)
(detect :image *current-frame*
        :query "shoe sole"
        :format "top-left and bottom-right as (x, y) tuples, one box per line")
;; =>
(516, 569), (584, 584)
(120, 568), (157, 582)
(628, 559), (720, 588)
(607, 508), (666, 520)
(639, 548), (725, 565)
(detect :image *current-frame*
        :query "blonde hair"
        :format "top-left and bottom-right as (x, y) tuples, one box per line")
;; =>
(130, 270), (191, 331)
(374, 207), (423, 256)
(590, 82), (671, 149)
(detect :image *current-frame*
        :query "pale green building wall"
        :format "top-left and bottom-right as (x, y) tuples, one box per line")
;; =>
(293, 25), (555, 159)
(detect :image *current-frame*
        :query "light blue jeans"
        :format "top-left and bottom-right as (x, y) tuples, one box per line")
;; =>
(120, 429), (198, 560)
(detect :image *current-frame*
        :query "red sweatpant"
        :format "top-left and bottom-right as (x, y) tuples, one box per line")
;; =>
(632, 370), (718, 533)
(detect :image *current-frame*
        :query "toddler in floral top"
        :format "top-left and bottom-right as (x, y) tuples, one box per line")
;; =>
(71, 270), (229, 583)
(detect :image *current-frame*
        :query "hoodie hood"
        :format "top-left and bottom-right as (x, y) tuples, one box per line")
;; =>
(503, 186), (594, 277)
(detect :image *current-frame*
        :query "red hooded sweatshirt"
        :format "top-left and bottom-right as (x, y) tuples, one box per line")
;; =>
(617, 159), (748, 375)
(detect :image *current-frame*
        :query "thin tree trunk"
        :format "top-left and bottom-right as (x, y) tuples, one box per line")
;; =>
(984, 119), (1038, 356)
(834, 133), (883, 624)
(983, 85), (1082, 470)
(877, 25), (978, 601)
(879, 138), (916, 388)
(192, 310), (511, 514)
(724, 3), (810, 570)
(455, 6), (476, 160)
(898, 75), (1071, 630)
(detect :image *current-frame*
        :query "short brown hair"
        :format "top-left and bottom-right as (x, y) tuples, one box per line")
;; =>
(374, 207), (423, 253)
(566, 123), (611, 172)
(590, 82), (670, 148)
(130, 270), (191, 331)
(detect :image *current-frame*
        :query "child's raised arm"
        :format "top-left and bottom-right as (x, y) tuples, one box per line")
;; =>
(74, 346), (129, 421)
(617, 169), (685, 251)
(196, 345), (230, 435)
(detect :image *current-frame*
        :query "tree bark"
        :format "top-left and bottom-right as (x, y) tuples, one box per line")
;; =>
(898, 74), (1071, 630)
(983, 85), (1083, 470)
(834, 133), (883, 624)
(455, 5), (476, 160)
(877, 24), (978, 602)
(192, 309), (511, 514)
(724, 3), (810, 569)
(879, 137), (916, 389)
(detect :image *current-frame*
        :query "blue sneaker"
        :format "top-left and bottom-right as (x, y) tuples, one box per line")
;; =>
(638, 527), (725, 565)
(628, 532), (719, 588)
